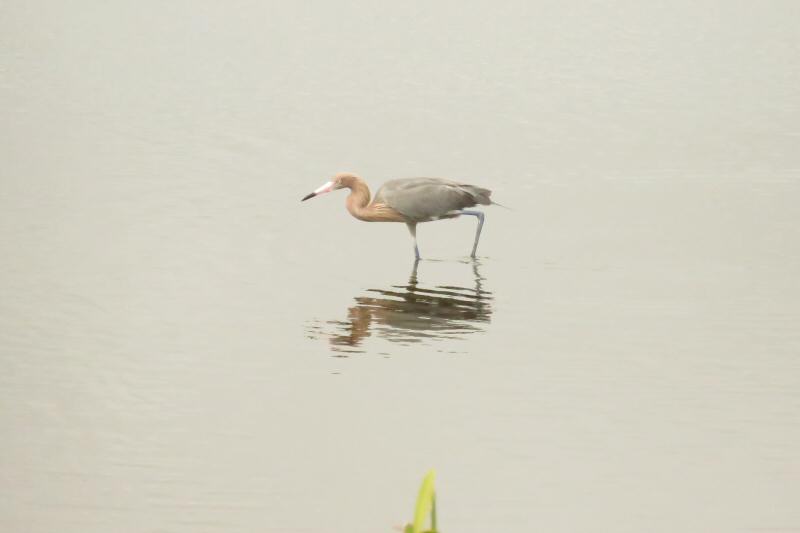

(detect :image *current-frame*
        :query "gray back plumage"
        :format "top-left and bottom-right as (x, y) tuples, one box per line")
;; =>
(373, 178), (492, 222)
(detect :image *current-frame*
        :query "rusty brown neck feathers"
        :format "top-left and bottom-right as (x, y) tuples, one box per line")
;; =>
(338, 173), (406, 222)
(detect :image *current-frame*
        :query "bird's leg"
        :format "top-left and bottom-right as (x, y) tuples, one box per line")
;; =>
(460, 210), (485, 258)
(409, 258), (420, 290)
(406, 222), (420, 260)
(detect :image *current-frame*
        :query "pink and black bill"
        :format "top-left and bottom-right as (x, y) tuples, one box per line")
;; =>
(301, 180), (334, 201)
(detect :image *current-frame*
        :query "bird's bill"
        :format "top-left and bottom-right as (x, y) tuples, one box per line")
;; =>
(301, 181), (335, 201)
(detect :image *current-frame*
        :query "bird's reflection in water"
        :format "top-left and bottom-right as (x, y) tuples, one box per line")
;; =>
(309, 260), (492, 355)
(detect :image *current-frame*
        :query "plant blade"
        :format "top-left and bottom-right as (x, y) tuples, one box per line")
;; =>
(412, 470), (436, 533)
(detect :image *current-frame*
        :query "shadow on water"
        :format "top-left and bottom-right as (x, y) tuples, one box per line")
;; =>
(307, 259), (493, 355)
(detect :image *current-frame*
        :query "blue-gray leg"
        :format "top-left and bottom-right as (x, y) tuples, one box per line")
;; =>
(460, 210), (485, 258)
(406, 222), (420, 260)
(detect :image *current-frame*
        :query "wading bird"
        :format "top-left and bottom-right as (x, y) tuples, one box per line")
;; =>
(301, 172), (494, 259)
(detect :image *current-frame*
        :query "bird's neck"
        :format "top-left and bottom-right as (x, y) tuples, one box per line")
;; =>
(344, 178), (373, 221)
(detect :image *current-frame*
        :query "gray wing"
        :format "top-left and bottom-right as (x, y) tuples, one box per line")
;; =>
(373, 178), (492, 222)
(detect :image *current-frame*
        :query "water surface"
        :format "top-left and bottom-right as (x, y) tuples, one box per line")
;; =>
(1, 2), (799, 532)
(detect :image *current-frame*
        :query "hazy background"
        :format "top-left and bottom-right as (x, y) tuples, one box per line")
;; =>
(1, 1), (799, 532)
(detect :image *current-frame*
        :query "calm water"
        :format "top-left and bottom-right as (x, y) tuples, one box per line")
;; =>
(2, 2), (799, 532)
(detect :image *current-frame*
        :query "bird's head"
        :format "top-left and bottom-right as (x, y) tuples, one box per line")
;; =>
(301, 172), (356, 201)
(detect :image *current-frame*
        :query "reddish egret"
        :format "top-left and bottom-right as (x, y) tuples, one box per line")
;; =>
(301, 172), (494, 259)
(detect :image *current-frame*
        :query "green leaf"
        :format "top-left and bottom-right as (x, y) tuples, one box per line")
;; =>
(412, 469), (436, 533)
(431, 492), (437, 531)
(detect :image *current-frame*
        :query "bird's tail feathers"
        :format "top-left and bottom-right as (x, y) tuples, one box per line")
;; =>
(460, 185), (492, 206)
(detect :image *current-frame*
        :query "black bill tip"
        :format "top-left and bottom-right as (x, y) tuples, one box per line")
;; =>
(301, 192), (316, 202)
